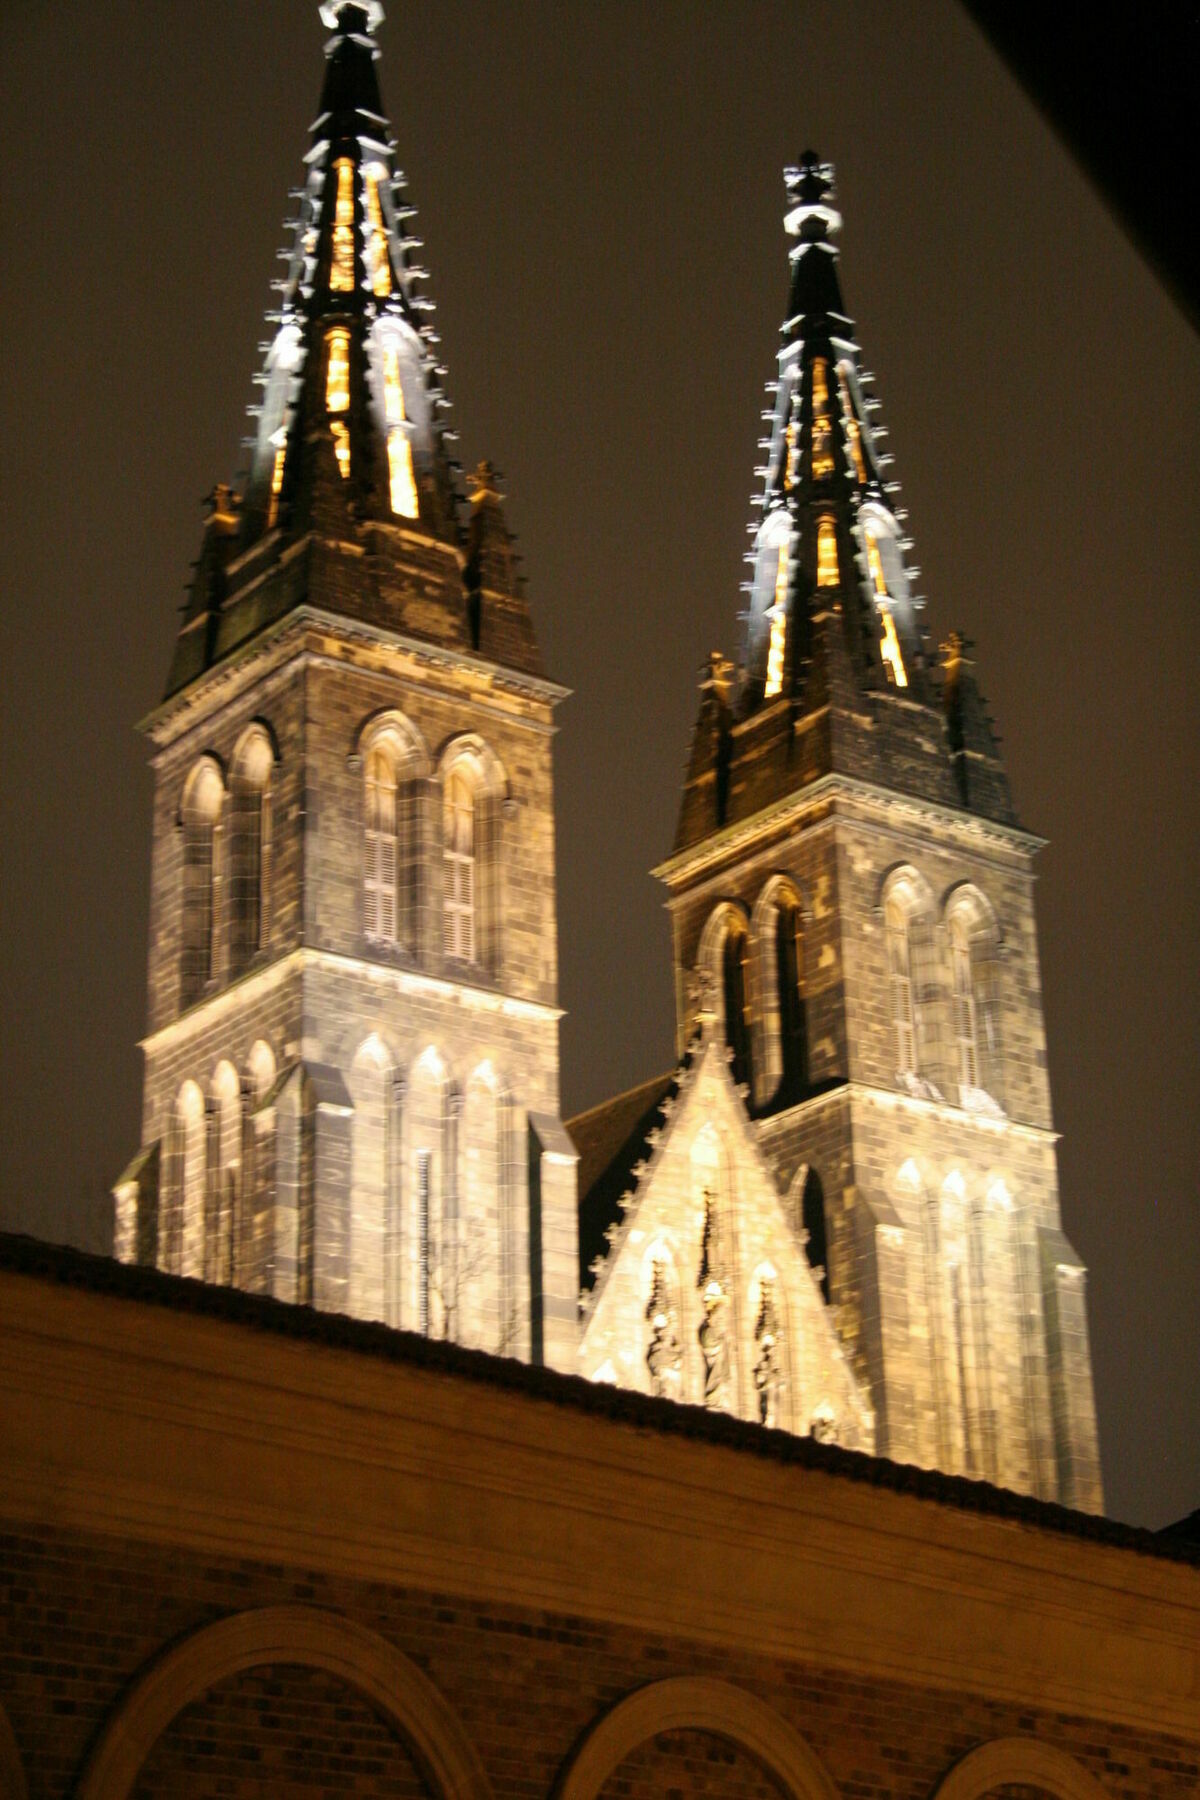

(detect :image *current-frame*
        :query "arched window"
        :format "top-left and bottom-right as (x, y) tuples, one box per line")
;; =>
(443, 770), (476, 963)
(882, 870), (941, 1087)
(750, 879), (808, 1108)
(167, 1080), (206, 1279)
(438, 738), (506, 978)
(461, 1063), (513, 1353)
(364, 746), (399, 942)
(408, 1049), (457, 1339)
(209, 1062), (242, 1286)
(945, 887), (1005, 1106)
(817, 515), (839, 587)
(775, 889), (807, 1100)
(180, 761), (223, 1007)
(349, 1037), (394, 1324)
(361, 719), (424, 952)
(229, 728), (273, 975)
(885, 893), (917, 1076)
(722, 919), (752, 1091)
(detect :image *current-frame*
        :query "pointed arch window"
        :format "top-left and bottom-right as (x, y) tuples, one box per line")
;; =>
(383, 344), (418, 519)
(180, 761), (223, 1007)
(764, 538), (789, 699)
(885, 893), (917, 1077)
(325, 328), (351, 479)
(722, 918), (752, 1091)
(945, 889), (1005, 1105)
(364, 747), (399, 943)
(817, 516), (839, 587)
(810, 357), (834, 479)
(167, 1080), (206, 1279)
(444, 770), (476, 962)
(364, 165), (392, 297)
(864, 524), (908, 688)
(330, 156), (356, 293)
(837, 364), (868, 484)
(229, 729), (273, 975)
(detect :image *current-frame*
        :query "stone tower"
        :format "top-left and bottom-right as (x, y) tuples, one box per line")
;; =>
(653, 157), (1103, 1508)
(114, 1), (578, 1371)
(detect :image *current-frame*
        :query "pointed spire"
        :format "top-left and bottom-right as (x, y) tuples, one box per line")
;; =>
(739, 155), (928, 718)
(241, 0), (459, 551)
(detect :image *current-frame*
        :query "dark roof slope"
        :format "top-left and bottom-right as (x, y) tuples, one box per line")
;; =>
(1, 1231), (1194, 1568)
(567, 1071), (678, 1289)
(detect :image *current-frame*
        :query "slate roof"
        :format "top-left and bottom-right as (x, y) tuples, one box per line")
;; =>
(2, 1231), (1194, 1568)
(567, 1069), (680, 1289)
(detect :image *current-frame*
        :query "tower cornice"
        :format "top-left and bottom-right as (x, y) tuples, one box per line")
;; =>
(142, 603), (570, 752)
(654, 772), (1045, 891)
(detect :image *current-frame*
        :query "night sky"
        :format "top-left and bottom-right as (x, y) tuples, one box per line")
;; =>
(2, 2), (1196, 1531)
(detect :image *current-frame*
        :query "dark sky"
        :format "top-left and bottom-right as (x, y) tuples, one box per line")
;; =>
(1, 2), (1196, 1531)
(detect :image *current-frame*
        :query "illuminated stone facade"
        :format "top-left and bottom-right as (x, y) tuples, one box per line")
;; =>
(577, 1026), (870, 1445)
(113, 4), (578, 1370)
(113, 15), (1101, 1510)
(582, 156), (1101, 1508)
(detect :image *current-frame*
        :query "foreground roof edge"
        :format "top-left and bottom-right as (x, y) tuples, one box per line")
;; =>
(2, 1230), (1191, 1566)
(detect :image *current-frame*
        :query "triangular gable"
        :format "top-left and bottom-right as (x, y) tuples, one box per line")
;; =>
(578, 1030), (872, 1448)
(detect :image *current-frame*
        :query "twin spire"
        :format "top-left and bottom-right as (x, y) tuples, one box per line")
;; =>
(245, 0), (458, 545)
(740, 153), (925, 713)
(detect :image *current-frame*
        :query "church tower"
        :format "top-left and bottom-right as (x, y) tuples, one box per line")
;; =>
(654, 158), (1103, 1508)
(114, 2), (578, 1370)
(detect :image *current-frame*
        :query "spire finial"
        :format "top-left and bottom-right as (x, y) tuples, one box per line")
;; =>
(318, 1), (384, 32)
(783, 152), (841, 242)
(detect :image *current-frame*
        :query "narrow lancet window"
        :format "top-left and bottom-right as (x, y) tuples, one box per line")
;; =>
(950, 911), (979, 1089)
(364, 747), (399, 942)
(838, 366), (868, 483)
(330, 156), (356, 292)
(817, 516), (838, 587)
(444, 771), (475, 961)
(365, 167), (392, 297)
(865, 526), (908, 687)
(267, 440), (286, 528)
(811, 358), (834, 479)
(383, 345), (419, 518)
(885, 895), (917, 1075)
(326, 329), (351, 479)
(764, 541), (788, 698)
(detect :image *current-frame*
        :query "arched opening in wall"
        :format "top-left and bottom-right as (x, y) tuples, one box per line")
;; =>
(461, 1063), (514, 1352)
(750, 879), (808, 1109)
(180, 760), (223, 1007)
(348, 1036), (393, 1325)
(945, 886), (1005, 1109)
(209, 1062), (242, 1286)
(643, 1241), (685, 1403)
(408, 1048), (456, 1339)
(443, 768), (476, 963)
(361, 714), (425, 953)
(881, 868), (940, 1089)
(74, 1605), (494, 1800)
(166, 1080), (206, 1279)
(698, 904), (753, 1095)
(800, 1168), (829, 1303)
(239, 1040), (278, 1285)
(228, 727), (273, 976)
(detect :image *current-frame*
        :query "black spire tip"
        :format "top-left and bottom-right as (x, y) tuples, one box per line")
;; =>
(318, 1), (384, 34)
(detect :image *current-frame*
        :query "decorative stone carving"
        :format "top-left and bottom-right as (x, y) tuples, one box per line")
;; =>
(645, 1259), (682, 1400)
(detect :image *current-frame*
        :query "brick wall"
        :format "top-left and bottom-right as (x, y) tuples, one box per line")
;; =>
(1, 1523), (1195, 1800)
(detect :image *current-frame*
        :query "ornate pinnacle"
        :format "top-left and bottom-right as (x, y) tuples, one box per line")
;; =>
(783, 151), (841, 243)
(319, 1), (384, 32)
